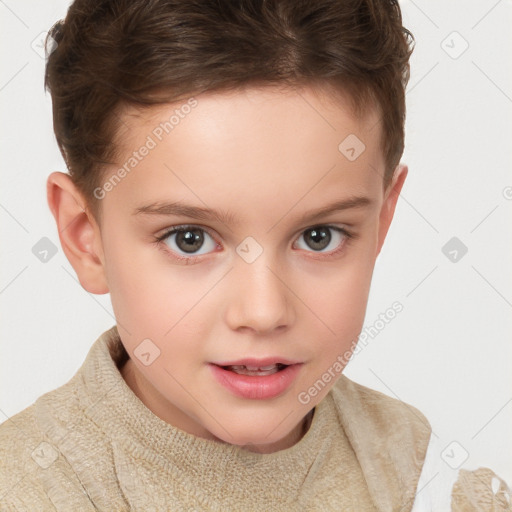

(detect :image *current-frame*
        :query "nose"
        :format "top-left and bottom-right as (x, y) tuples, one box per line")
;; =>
(224, 254), (294, 335)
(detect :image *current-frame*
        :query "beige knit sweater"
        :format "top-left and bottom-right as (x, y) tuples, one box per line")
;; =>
(0, 326), (510, 511)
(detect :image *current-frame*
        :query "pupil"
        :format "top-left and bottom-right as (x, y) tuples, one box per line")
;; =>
(177, 229), (204, 253)
(307, 227), (331, 250)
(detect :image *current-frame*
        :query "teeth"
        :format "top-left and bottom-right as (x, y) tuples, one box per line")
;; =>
(230, 364), (279, 371)
(225, 364), (284, 376)
(247, 365), (277, 371)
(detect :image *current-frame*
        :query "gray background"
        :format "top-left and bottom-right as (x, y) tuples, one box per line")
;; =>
(1, 0), (511, 483)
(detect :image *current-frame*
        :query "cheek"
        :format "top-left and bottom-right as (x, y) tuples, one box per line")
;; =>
(103, 228), (217, 343)
(324, 277), (370, 331)
(294, 260), (374, 403)
(303, 253), (375, 352)
(102, 227), (173, 330)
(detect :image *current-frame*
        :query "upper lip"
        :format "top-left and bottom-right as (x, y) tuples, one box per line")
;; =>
(211, 357), (302, 367)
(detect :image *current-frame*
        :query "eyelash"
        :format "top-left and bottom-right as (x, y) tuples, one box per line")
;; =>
(153, 224), (357, 264)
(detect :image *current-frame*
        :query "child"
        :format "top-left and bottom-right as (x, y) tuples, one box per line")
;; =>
(0, 0), (510, 510)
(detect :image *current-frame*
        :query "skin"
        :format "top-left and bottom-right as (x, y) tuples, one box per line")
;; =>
(47, 84), (407, 454)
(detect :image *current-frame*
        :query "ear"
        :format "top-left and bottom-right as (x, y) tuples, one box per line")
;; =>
(375, 164), (408, 257)
(46, 171), (109, 294)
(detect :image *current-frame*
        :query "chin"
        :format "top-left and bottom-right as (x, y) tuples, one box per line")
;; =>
(209, 425), (296, 453)
(195, 405), (307, 451)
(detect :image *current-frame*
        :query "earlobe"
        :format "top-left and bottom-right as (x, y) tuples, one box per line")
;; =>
(375, 164), (408, 257)
(46, 171), (109, 294)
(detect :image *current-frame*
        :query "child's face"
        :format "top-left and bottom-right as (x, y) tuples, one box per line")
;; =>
(53, 85), (406, 453)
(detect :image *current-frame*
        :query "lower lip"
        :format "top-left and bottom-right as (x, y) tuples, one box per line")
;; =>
(208, 363), (303, 400)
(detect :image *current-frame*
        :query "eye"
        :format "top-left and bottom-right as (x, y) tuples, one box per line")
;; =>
(154, 223), (356, 263)
(293, 225), (353, 257)
(155, 225), (218, 260)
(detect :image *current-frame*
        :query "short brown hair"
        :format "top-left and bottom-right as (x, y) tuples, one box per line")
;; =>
(44, 0), (414, 223)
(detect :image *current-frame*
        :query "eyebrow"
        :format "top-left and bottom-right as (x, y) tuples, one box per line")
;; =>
(132, 195), (373, 226)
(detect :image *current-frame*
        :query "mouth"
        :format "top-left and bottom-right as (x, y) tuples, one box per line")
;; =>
(209, 362), (303, 400)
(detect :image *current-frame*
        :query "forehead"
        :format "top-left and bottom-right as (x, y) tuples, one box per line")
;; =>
(103, 84), (384, 219)
(115, 83), (381, 157)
